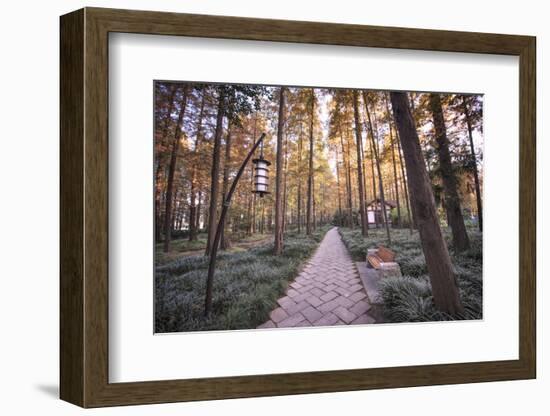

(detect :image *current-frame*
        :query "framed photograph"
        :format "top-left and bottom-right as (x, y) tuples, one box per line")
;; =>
(60, 7), (536, 408)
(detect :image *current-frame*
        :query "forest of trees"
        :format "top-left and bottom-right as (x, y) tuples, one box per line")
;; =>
(154, 81), (483, 316)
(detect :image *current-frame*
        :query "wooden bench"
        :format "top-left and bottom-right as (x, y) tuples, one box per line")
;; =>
(367, 245), (396, 269)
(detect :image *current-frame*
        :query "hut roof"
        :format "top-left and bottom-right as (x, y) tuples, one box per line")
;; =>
(366, 198), (397, 208)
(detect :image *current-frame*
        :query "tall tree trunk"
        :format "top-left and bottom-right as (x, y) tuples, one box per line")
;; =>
(220, 122), (233, 250)
(203, 192), (210, 234)
(429, 93), (470, 252)
(462, 95), (483, 232)
(172, 188), (181, 231)
(163, 86), (189, 252)
(364, 92), (391, 244)
(249, 114), (258, 235)
(306, 89), (315, 235)
(410, 93), (433, 175)
(390, 91), (464, 315)
(155, 85), (178, 243)
(339, 124), (353, 228)
(189, 92), (206, 241)
(312, 174), (317, 231)
(335, 147), (343, 218)
(360, 124), (370, 205)
(385, 94), (402, 227)
(246, 173), (254, 236)
(205, 90), (226, 256)
(252, 193), (257, 234)
(260, 199), (265, 234)
(196, 190), (202, 231)
(274, 87), (286, 255)
(188, 180), (197, 238)
(154, 163), (166, 243)
(321, 181), (326, 225)
(395, 123), (414, 233)
(345, 132), (354, 228)
(282, 130), (290, 233)
(297, 120), (303, 234)
(353, 91), (369, 236)
(270, 204), (274, 232)
(363, 113), (378, 228)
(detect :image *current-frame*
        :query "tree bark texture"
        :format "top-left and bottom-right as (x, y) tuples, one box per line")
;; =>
(220, 122), (233, 250)
(274, 87), (286, 255)
(462, 95), (483, 232)
(306, 89), (315, 235)
(364, 92), (391, 244)
(390, 92), (464, 315)
(429, 93), (470, 252)
(353, 91), (368, 236)
(163, 86), (189, 253)
(205, 90), (226, 256)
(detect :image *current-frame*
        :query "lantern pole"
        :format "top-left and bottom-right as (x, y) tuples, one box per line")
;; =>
(204, 132), (266, 316)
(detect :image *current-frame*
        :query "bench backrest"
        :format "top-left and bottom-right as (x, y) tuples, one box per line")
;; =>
(377, 245), (395, 262)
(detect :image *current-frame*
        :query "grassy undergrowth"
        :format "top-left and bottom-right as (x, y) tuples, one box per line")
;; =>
(155, 226), (330, 332)
(155, 233), (208, 266)
(338, 227), (482, 323)
(155, 232), (273, 267)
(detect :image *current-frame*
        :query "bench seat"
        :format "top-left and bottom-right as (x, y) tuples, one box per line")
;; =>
(366, 245), (402, 278)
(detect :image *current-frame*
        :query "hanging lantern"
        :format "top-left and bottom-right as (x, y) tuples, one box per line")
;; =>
(252, 141), (270, 197)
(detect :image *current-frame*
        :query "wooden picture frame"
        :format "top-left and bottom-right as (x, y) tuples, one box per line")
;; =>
(60, 7), (536, 408)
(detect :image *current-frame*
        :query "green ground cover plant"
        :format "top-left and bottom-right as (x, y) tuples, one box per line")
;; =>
(155, 226), (330, 332)
(338, 227), (482, 322)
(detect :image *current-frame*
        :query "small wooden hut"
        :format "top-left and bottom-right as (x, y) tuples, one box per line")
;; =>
(366, 198), (397, 227)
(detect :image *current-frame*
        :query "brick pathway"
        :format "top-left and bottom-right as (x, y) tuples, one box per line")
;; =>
(258, 227), (376, 329)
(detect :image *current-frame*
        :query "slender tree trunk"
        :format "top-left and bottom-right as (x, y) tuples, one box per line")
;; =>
(205, 90), (226, 256)
(296, 182), (303, 234)
(395, 124), (414, 233)
(345, 133), (354, 228)
(155, 85), (178, 243)
(360, 124), (370, 205)
(220, 122), (233, 250)
(260, 199), (265, 234)
(246, 173), (253, 236)
(177, 193), (186, 230)
(274, 87), (286, 255)
(369, 138), (378, 228)
(410, 93), (433, 175)
(163, 86), (189, 252)
(462, 95), (483, 231)
(321, 181), (326, 225)
(429, 93), (470, 252)
(282, 131), (290, 233)
(203, 192), (210, 233)
(154, 163), (166, 243)
(269, 203), (274, 232)
(363, 114), (378, 228)
(196, 190), (202, 231)
(335, 147), (343, 218)
(390, 91), (464, 315)
(252, 194), (257, 234)
(312, 174), (317, 231)
(172, 188), (181, 231)
(385, 94), (402, 227)
(339, 124), (353, 228)
(364, 91), (391, 244)
(188, 181), (197, 238)
(297, 120), (303, 234)
(306, 89), (315, 235)
(353, 91), (369, 236)
(189, 92), (206, 241)
(250, 114), (258, 235)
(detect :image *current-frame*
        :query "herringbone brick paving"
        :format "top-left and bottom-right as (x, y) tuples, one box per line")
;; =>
(258, 227), (376, 328)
